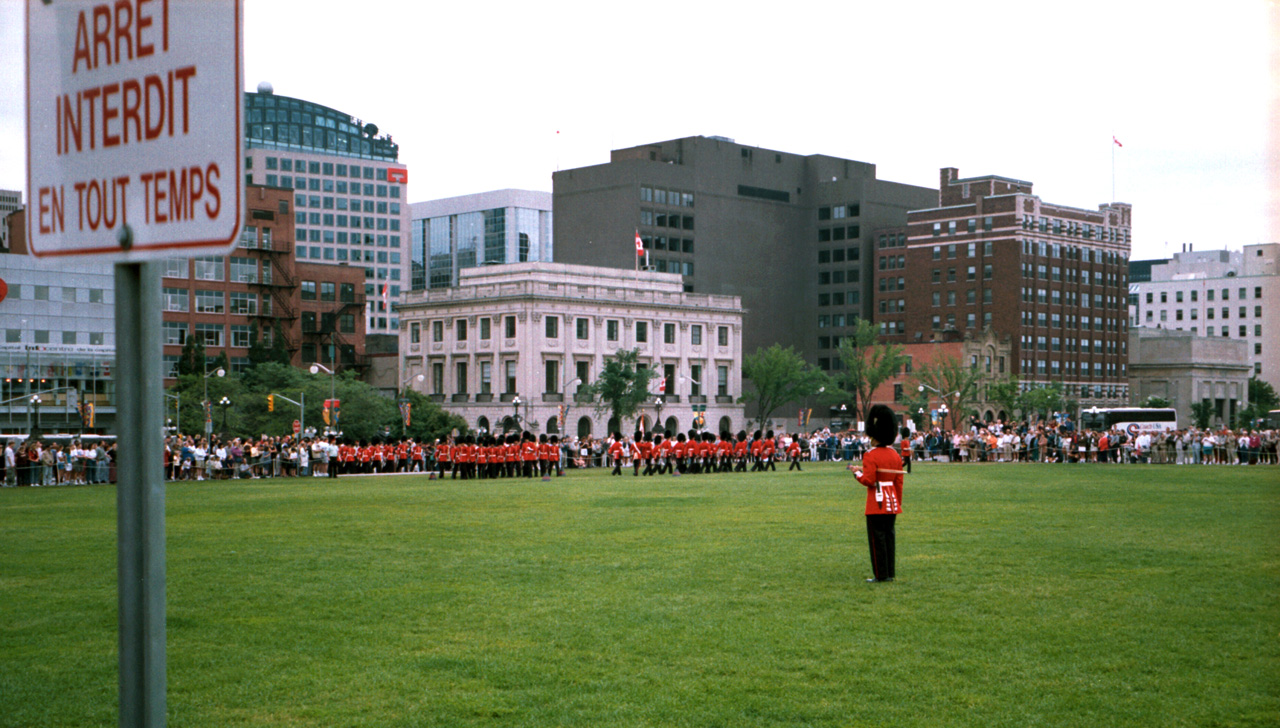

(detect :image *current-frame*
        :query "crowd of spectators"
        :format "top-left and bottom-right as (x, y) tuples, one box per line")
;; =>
(2, 438), (116, 487)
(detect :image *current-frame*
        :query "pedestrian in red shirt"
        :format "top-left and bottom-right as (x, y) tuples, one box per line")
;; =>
(853, 405), (905, 583)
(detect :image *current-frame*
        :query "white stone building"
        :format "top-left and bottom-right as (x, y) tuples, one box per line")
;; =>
(397, 263), (746, 438)
(1128, 243), (1278, 388)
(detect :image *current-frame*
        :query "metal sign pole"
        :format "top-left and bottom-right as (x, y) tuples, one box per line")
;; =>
(115, 261), (166, 728)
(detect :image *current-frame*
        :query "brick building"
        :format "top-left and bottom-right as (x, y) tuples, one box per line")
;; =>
(161, 185), (367, 379)
(881, 168), (1133, 410)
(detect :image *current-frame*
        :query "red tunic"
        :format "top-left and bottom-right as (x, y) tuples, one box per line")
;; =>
(854, 446), (904, 516)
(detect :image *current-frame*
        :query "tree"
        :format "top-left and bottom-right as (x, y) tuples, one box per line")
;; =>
(580, 348), (656, 436)
(1190, 399), (1214, 429)
(1249, 377), (1278, 411)
(1141, 395), (1172, 409)
(400, 389), (469, 443)
(836, 318), (909, 425)
(1018, 382), (1066, 422)
(740, 344), (830, 432)
(911, 353), (984, 431)
(247, 323), (292, 368)
(1235, 377), (1278, 428)
(986, 376), (1022, 422)
(175, 337), (206, 377)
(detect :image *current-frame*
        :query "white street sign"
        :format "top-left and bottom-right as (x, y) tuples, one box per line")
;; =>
(26, 0), (243, 261)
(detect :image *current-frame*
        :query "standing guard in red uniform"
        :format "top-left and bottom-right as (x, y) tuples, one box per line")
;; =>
(853, 405), (905, 583)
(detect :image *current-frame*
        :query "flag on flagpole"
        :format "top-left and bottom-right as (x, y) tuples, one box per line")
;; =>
(635, 230), (644, 257)
(1113, 136), (1123, 148)
(381, 284), (389, 311)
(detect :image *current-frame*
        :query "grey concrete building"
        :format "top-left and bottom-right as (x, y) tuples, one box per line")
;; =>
(397, 262), (745, 439)
(551, 136), (935, 364)
(1128, 328), (1251, 428)
(1128, 243), (1278, 388)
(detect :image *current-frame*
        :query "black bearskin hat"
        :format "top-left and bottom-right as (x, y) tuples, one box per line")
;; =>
(865, 404), (897, 446)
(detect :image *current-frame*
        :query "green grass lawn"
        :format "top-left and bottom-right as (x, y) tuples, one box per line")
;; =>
(2, 463), (1277, 727)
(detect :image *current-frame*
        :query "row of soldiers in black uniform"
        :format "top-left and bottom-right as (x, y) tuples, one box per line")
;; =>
(610, 429), (803, 476)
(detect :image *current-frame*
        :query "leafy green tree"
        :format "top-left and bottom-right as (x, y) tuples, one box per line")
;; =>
(985, 376), (1022, 422)
(175, 337), (206, 377)
(247, 324), (292, 368)
(740, 344), (830, 432)
(1249, 377), (1278, 411)
(1234, 378), (1278, 428)
(1142, 396), (1172, 409)
(1018, 382), (1066, 421)
(910, 353), (984, 431)
(836, 318), (909, 425)
(581, 348), (655, 435)
(399, 389), (469, 443)
(1190, 399), (1214, 429)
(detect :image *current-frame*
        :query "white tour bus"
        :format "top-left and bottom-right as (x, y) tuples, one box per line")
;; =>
(1081, 407), (1177, 438)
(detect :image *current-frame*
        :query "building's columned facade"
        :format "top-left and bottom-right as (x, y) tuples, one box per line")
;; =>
(397, 263), (745, 439)
(887, 168), (1133, 410)
(1128, 329), (1251, 428)
(1128, 244), (1278, 389)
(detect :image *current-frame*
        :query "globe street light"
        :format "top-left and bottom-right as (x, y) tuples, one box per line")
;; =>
(218, 396), (232, 438)
(203, 363), (226, 437)
(512, 395), (522, 432)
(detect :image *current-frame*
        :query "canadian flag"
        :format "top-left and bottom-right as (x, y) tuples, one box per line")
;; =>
(635, 230), (644, 257)
(381, 284), (389, 310)
(658, 377), (667, 394)
(1113, 136), (1123, 148)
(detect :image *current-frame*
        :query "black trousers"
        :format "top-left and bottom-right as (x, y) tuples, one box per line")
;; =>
(866, 514), (896, 581)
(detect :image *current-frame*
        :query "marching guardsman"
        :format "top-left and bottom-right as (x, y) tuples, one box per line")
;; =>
(763, 430), (778, 471)
(899, 426), (913, 474)
(436, 438), (452, 479)
(734, 431), (749, 472)
(787, 435), (804, 471)
(608, 433), (625, 476)
(521, 432), (538, 478)
(631, 432), (645, 476)
(853, 404), (905, 583)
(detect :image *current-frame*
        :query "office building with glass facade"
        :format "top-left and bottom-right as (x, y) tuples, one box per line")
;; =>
(242, 86), (410, 335)
(409, 190), (553, 290)
(0, 213), (117, 434)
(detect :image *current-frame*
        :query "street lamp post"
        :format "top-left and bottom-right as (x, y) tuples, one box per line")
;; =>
(203, 362), (226, 437)
(310, 363), (336, 435)
(654, 396), (664, 435)
(400, 372), (424, 437)
(511, 395), (522, 432)
(218, 396), (231, 439)
(29, 394), (42, 441)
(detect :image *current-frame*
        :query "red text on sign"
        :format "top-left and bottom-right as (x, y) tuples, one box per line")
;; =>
(71, 0), (169, 74)
(57, 66), (195, 155)
(139, 163), (222, 224)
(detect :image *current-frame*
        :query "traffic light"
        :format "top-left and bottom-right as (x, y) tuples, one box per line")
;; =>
(268, 394), (274, 412)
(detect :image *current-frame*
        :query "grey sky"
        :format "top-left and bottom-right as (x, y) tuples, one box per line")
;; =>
(2, 0), (1273, 261)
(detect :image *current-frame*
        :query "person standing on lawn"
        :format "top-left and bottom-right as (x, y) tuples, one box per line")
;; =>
(852, 404), (904, 583)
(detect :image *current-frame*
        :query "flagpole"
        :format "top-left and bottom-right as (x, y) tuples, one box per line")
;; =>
(1111, 133), (1115, 203)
